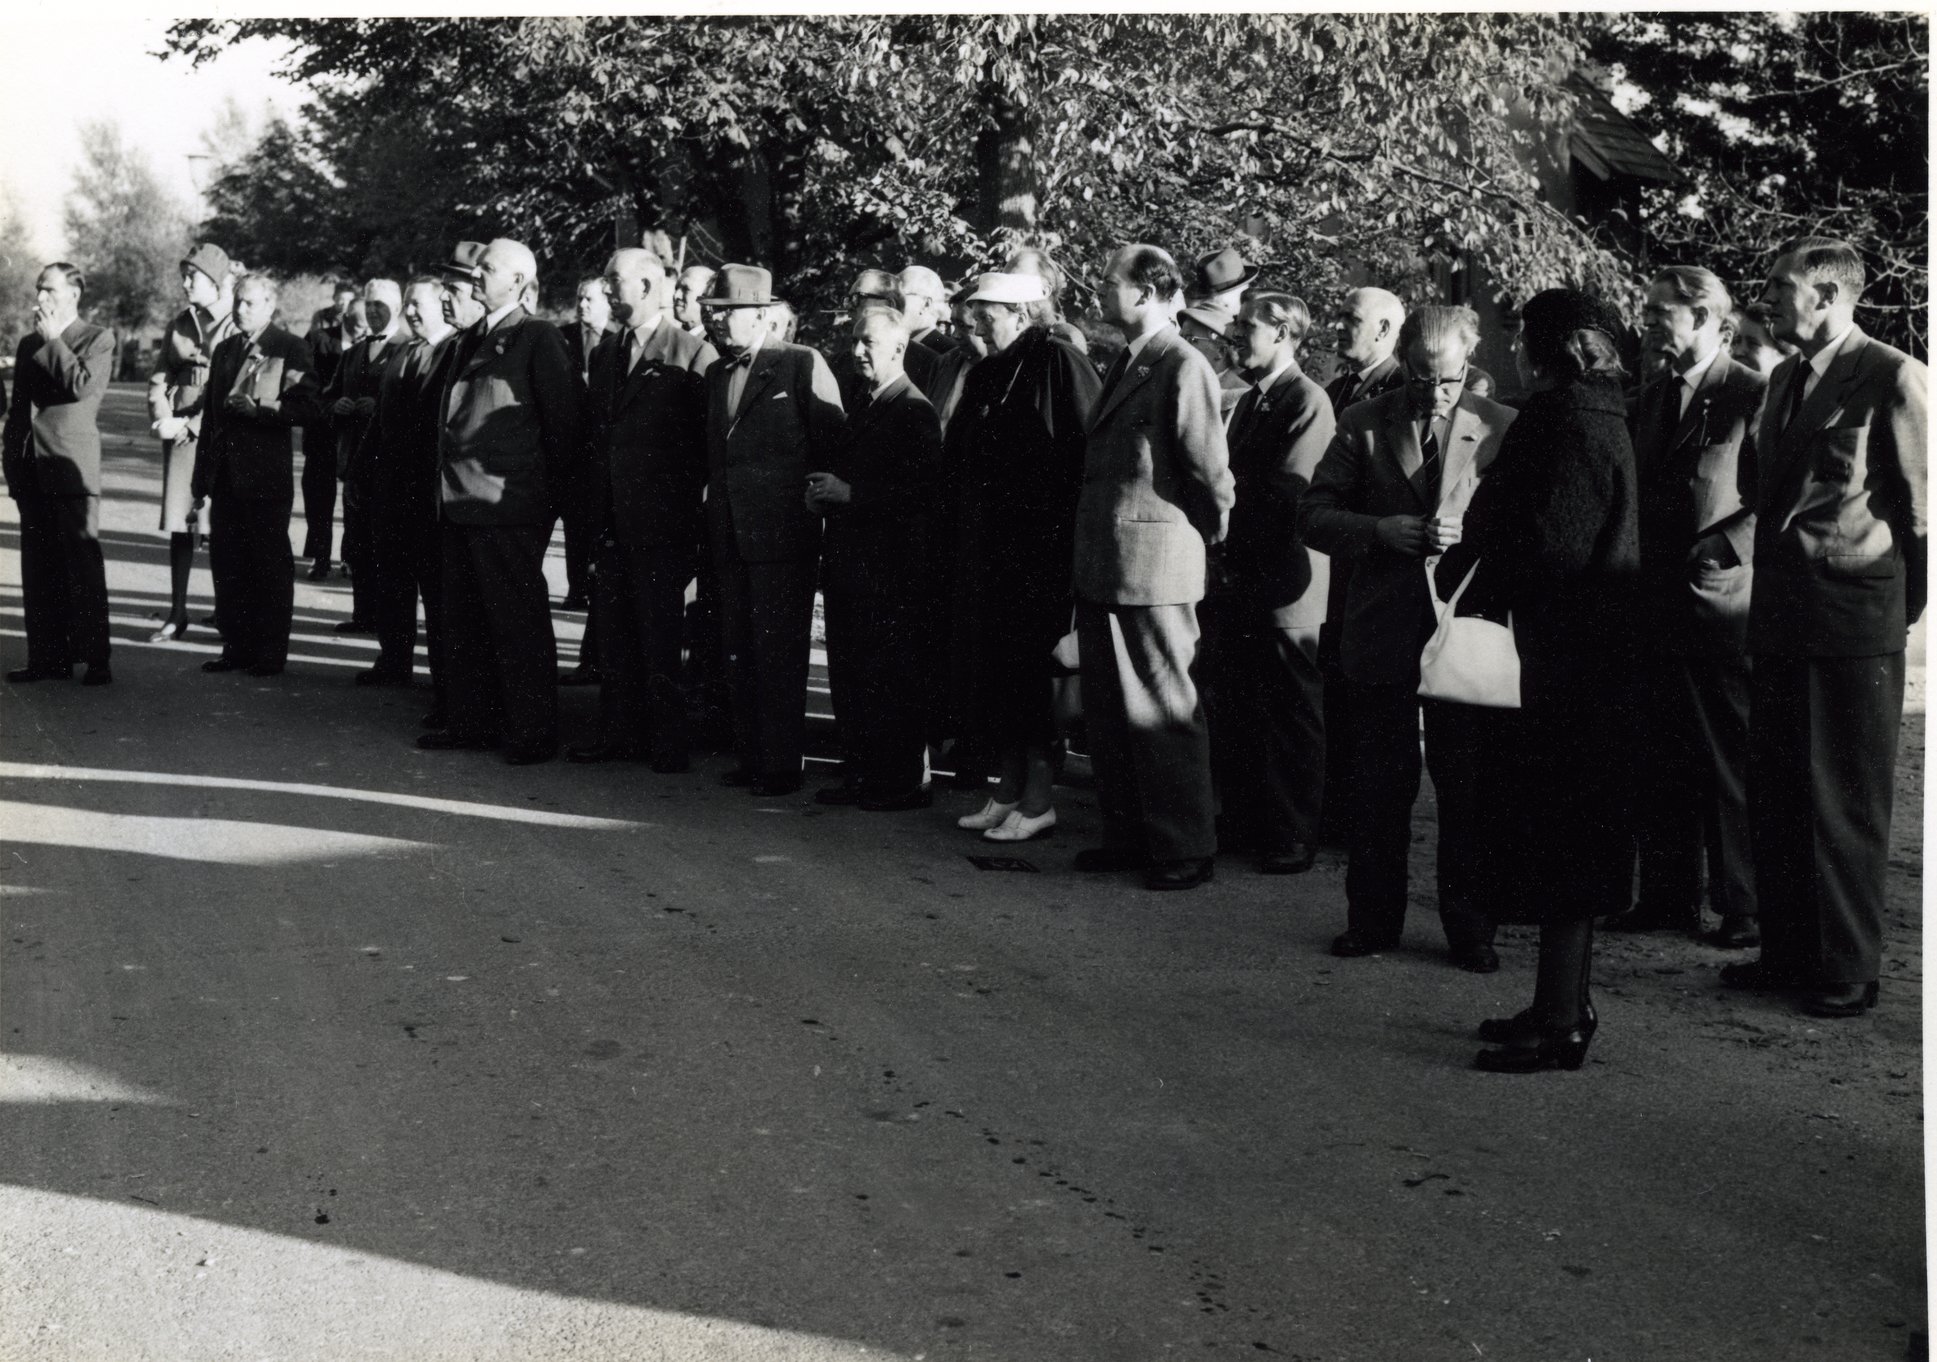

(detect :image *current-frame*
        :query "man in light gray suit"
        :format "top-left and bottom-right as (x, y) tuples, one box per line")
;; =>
(1722, 236), (1927, 1018)
(1071, 244), (1235, 891)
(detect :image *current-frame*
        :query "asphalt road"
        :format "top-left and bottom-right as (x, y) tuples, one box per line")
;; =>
(0, 384), (1924, 1362)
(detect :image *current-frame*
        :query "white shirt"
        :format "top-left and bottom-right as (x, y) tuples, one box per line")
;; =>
(622, 314), (661, 374)
(727, 331), (767, 417)
(1124, 322), (1171, 364)
(1801, 323), (1856, 402)
(1674, 344), (1723, 416)
(1251, 356), (1298, 398)
(484, 299), (522, 333)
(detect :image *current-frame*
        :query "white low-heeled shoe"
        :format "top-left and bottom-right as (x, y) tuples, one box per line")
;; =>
(957, 797), (1019, 831)
(983, 807), (1057, 842)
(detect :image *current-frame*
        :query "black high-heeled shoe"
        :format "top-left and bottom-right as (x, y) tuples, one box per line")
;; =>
(1474, 1027), (1594, 1073)
(1476, 999), (1598, 1045)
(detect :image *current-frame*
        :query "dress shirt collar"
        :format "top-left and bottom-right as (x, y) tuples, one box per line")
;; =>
(1252, 356), (1299, 398)
(1808, 323), (1856, 380)
(1124, 322), (1171, 363)
(484, 300), (522, 332)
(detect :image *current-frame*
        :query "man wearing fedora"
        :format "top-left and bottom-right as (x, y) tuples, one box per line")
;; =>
(701, 264), (847, 797)
(419, 238), (582, 765)
(1072, 244), (1235, 891)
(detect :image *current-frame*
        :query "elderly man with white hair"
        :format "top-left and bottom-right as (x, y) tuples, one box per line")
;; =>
(895, 265), (955, 398)
(313, 276), (405, 637)
(418, 238), (583, 765)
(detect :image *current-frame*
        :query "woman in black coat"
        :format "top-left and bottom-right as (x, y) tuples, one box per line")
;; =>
(1434, 288), (1640, 1073)
(945, 272), (1100, 842)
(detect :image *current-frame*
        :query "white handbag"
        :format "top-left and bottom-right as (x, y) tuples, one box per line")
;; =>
(1416, 558), (1521, 708)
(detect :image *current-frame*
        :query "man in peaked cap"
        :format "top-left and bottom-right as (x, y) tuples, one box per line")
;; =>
(700, 263), (846, 797)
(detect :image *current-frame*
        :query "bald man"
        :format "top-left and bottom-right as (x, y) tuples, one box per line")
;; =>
(421, 238), (583, 764)
(674, 266), (716, 339)
(316, 277), (406, 636)
(896, 265), (954, 398)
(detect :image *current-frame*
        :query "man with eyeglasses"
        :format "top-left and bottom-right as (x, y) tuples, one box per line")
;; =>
(1301, 305), (1517, 973)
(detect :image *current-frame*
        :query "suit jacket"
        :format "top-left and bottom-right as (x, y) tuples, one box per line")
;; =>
(3, 320), (115, 498)
(564, 322), (619, 387)
(1072, 327), (1235, 607)
(305, 309), (352, 395)
(704, 339), (846, 564)
(585, 319), (717, 550)
(1300, 385), (1516, 686)
(355, 334), (450, 525)
(319, 330), (404, 477)
(438, 307), (584, 527)
(1744, 325), (1928, 656)
(192, 325), (313, 504)
(821, 373), (943, 576)
(1323, 354), (1403, 416)
(1632, 354), (1766, 656)
(1212, 358), (1336, 626)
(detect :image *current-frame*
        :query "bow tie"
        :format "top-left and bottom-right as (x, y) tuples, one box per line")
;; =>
(723, 352), (754, 369)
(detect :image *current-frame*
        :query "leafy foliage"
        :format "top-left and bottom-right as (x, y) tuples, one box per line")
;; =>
(0, 183), (45, 352)
(1594, 11), (1928, 356)
(61, 121), (195, 337)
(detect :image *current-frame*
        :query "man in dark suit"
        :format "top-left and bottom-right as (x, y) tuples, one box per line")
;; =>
(1316, 286), (1408, 846)
(192, 273), (314, 677)
(566, 247), (717, 771)
(559, 275), (617, 615)
(1301, 305), (1516, 971)
(700, 264), (846, 797)
(419, 238), (583, 765)
(352, 275), (455, 695)
(1604, 266), (1766, 948)
(1200, 292), (1336, 873)
(1723, 237), (1927, 1018)
(301, 281), (358, 578)
(1071, 244), (1235, 891)
(3, 263), (115, 686)
(897, 266), (957, 360)
(316, 278), (404, 636)
(828, 269), (905, 407)
(807, 307), (944, 810)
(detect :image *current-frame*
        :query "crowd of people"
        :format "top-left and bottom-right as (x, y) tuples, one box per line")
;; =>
(1, 229), (1924, 1071)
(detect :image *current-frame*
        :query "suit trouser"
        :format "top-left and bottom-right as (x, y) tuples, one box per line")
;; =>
(1343, 681), (1496, 949)
(16, 493), (110, 671)
(370, 509), (446, 699)
(562, 494), (594, 601)
(824, 555), (932, 797)
(299, 429), (335, 561)
(1635, 648), (1757, 919)
(1075, 599), (1218, 864)
(341, 469), (372, 621)
(592, 533), (694, 761)
(1748, 651), (1903, 987)
(717, 551), (817, 780)
(209, 494), (295, 668)
(1200, 598), (1325, 851)
(438, 522), (557, 753)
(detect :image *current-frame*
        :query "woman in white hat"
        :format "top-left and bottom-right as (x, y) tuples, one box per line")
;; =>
(945, 271), (1101, 842)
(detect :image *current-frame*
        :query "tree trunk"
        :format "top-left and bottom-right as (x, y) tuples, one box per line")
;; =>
(974, 83), (1038, 236)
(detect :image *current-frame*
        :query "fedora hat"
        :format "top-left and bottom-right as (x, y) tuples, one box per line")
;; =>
(1180, 298), (1238, 333)
(1193, 247), (1257, 298)
(700, 264), (776, 309)
(964, 272), (1046, 306)
(435, 241), (487, 282)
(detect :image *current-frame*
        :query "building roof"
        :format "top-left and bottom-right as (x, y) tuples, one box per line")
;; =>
(1568, 78), (1682, 185)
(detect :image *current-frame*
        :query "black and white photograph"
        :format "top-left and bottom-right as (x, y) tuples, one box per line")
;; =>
(0, 8), (1925, 1359)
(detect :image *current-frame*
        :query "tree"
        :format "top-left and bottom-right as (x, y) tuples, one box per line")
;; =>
(1592, 11), (1928, 356)
(62, 120), (194, 338)
(0, 181), (44, 352)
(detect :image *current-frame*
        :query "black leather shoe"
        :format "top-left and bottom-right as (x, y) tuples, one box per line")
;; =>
(305, 561), (332, 581)
(353, 666), (412, 688)
(1145, 857), (1214, 891)
(1451, 943), (1501, 974)
(333, 619), (375, 635)
(1257, 844), (1316, 875)
(1331, 929), (1401, 958)
(200, 656), (247, 673)
(565, 742), (634, 764)
(417, 730), (499, 751)
(1480, 1001), (1597, 1046)
(1475, 1027), (1593, 1073)
(1798, 981), (1879, 1018)
(751, 774), (803, 798)
(1705, 915), (1761, 949)
(1073, 847), (1143, 873)
(81, 665), (113, 687)
(718, 767), (756, 787)
(504, 745), (557, 766)
(858, 788), (934, 812)
(648, 752), (691, 775)
(814, 784), (864, 806)
(420, 708), (448, 730)
(557, 665), (599, 686)
(1601, 904), (1698, 934)
(6, 665), (71, 683)
(246, 662), (285, 677)
(1720, 960), (1791, 992)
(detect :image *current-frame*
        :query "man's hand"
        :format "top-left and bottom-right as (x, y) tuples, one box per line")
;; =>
(1376, 514), (1429, 556)
(32, 309), (60, 344)
(1425, 515), (1463, 553)
(352, 398), (378, 419)
(330, 398), (358, 418)
(225, 393), (258, 416)
(805, 471), (851, 510)
(1691, 531), (1739, 570)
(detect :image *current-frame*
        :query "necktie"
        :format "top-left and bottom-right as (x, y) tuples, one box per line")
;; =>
(622, 328), (640, 375)
(1413, 420), (1442, 502)
(1332, 372), (1360, 410)
(1656, 378), (1684, 456)
(1778, 360), (1809, 437)
(1100, 347), (1130, 399)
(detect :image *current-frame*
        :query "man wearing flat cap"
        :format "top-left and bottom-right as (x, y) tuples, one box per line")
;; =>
(700, 263), (847, 797)
(419, 238), (583, 764)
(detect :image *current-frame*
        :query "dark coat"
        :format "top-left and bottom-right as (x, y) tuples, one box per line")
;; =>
(356, 335), (450, 526)
(564, 322), (619, 388)
(947, 326), (1100, 741)
(316, 330), (405, 477)
(437, 307), (584, 527)
(585, 320), (717, 551)
(3, 320), (116, 498)
(704, 339), (846, 564)
(1323, 354), (1403, 415)
(821, 373), (943, 577)
(1212, 359), (1335, 623)
(1437, 374), (1640, 922)
(192, 325), (314, 504)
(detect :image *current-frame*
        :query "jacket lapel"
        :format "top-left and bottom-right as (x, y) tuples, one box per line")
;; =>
(1764, 329), (1867, 493)
(460, 308), (525, 378)
(1666, 352), (1728, 453)
(1435, 397), (1487, 500)
(1383, 402), (1426, 493)
(728, 346), (780, 436)
(1089, 330), (1169, 431)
